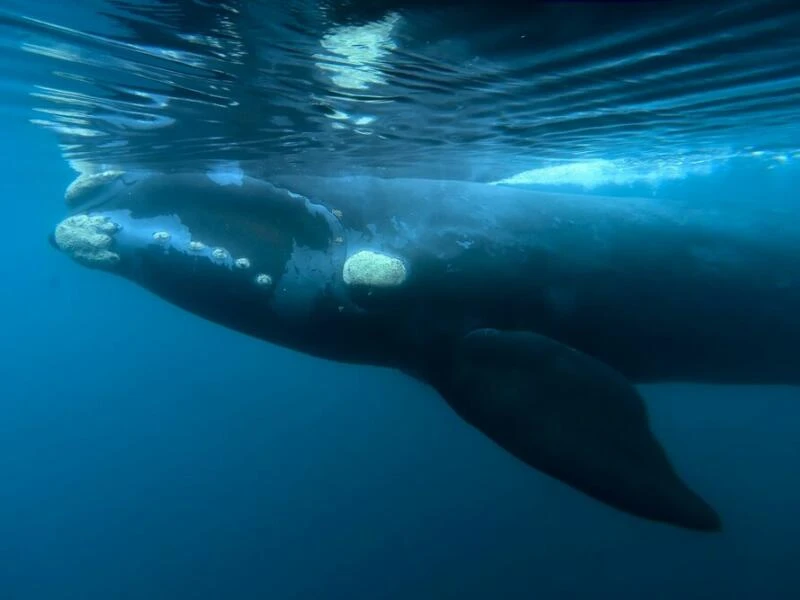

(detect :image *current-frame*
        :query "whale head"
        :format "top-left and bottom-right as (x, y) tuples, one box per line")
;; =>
(51, 170), (356, 350)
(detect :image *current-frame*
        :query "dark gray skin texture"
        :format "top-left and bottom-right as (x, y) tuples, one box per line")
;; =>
(271, 174), (800, 386)
(62, 172), (800, 386)
(53, 171), (800, 532)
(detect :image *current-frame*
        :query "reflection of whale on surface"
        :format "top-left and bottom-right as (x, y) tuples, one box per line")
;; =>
(51, 169), (800, 532)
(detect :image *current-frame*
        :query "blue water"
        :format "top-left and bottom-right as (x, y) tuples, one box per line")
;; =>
(2, 2), (800, 598)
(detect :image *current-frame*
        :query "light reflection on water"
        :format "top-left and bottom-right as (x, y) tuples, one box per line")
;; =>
(1, 0), (799, 183)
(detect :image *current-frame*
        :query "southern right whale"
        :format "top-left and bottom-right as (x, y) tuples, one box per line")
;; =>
(51, 170), (800, 532)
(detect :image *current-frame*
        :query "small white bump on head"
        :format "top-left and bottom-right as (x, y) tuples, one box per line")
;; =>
(54, 214), (121, 267)
(342, 250), (407, 288)
(211, 247), (229, 261)
(152, 231), (171, 243)
(95, 219), (119, 233)
(235, 257), (251, 269)
(188, 240), (206, 252)
(255, 273), (273, 287)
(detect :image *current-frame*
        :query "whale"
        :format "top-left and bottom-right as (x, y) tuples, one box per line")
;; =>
(50, 169), (800, 532)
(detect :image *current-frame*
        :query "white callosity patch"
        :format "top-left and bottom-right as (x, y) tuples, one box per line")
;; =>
(255, 273), (273, 287)
(211, 247), (230, 262)
(54, 214), (120, 267)
(64, 170), (123, 205)
(343, 250), (407, 288)
(235, 257), (251, 269)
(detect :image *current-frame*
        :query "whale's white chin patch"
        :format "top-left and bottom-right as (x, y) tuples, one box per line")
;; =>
(342, 250), (407, 288)
(54, 214), (120, 267)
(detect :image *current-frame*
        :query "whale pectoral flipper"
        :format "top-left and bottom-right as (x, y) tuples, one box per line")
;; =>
(433, 328), (721, 532)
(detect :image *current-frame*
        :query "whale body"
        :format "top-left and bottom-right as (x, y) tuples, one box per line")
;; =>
(51, 170), (800, 532)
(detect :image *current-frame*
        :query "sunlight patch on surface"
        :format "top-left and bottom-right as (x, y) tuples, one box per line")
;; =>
(314, 13), (401, 92)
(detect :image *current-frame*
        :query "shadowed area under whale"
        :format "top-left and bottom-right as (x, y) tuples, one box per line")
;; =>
(49, 170), (800, 533)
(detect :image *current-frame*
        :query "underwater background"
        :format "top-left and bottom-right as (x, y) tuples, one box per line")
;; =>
(2, 1), (800, 598)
